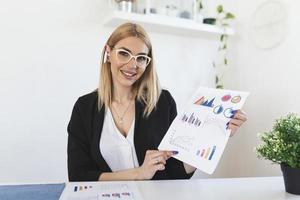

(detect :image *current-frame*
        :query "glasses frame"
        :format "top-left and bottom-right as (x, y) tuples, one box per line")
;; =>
(113, 48), (152, 69)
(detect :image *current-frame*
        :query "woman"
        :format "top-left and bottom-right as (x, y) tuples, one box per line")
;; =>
(67, 23), (247, 181)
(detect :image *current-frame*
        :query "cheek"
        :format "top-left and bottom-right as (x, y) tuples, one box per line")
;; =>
(110, 63), (122, 75)
(136, 69), (146, 79)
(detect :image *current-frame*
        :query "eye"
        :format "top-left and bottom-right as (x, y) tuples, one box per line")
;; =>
(118, 50), (130, 57)
(136, 56), (147, 62)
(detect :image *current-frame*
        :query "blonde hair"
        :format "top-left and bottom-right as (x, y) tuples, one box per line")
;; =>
(98, 23), (161, 117)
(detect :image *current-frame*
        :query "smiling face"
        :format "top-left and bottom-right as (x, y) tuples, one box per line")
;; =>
(107, 36), (150, 89)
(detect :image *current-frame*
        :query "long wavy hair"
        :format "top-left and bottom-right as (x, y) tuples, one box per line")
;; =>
(98, 23), (161, 117)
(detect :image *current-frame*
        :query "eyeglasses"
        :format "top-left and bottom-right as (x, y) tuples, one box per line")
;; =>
(113, 48), (151, 69)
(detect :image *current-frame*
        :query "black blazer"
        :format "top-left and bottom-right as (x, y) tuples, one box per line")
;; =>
(67, 89), (194, 181)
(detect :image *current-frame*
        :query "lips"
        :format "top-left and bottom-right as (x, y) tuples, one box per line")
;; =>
(120, 69), (137, 79)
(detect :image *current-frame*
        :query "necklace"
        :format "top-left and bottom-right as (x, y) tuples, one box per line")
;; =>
(112, 100), (133, 124)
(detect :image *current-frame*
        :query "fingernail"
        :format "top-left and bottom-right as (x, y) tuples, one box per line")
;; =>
(172, 151), (179, 155)
(231, 110), (237, 114)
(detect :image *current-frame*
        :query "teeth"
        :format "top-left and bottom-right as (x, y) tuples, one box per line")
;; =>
(122, 71), (136, 77)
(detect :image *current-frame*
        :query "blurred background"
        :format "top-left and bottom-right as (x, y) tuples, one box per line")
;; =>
(0, 0), (299, 183)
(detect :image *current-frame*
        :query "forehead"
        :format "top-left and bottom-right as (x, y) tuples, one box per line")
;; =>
(114, 36), (149, 54)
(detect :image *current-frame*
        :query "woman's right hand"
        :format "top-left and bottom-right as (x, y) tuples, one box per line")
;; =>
(136, 150), (177, 180)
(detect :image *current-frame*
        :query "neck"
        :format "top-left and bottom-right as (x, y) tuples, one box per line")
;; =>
(113, 84), (134, 104)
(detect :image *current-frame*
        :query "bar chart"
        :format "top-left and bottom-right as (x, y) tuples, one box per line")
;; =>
(196, 145), (217, 161)
(181, 112), (202, 127)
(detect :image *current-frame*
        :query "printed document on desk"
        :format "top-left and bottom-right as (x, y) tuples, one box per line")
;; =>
(158, 87), (249, 174)
(59, 181), (144, 200)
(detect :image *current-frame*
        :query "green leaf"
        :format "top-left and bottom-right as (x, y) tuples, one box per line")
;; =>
(224, 58), (228, 65)
(223, 44), (227, 49)
(225, 12), (235, 19)
(199, 1), (203, 10)
(217, 5), (223, 13)
(216, 85), (223, 89)
(215, 76), (219, 84)
(220, 34), (225, 41)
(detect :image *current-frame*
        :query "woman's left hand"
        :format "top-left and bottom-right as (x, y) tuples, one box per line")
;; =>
(227, 109), (247, 137)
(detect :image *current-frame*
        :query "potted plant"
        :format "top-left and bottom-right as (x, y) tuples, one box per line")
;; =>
(213, 5), (235, 89)
(256, 113), (300, 195)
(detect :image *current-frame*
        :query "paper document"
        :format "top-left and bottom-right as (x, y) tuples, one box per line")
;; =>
(158, 87), (249, 174)
(59, 181), (144, 200)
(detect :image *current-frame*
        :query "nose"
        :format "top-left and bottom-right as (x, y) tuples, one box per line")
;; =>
(127, 57), (138, 69)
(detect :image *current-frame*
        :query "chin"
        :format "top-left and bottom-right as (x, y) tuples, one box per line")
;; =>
(118, 78), (137, 88)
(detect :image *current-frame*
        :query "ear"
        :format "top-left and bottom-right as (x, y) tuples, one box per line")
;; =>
(104, 45), (111, 63)
(105, 44), (111, 56)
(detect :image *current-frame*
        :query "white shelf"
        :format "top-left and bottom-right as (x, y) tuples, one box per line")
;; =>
(103, 11), (235, 37)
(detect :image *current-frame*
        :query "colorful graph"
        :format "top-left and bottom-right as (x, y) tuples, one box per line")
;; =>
(74, 185), (93, 192)
(213, 105), (224, 114)
(194, 96), (204, 105)
(202, 97), (215, 107)
(231, 95), (241, 103)
(223, 107), (234, 118)
(222, 94), (231, 102)
(196, 145), (217, 160)
(194, 96), (215, 107)
(181, 113), (202, 127)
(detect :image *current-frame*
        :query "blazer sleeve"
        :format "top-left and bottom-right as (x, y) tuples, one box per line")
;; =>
(164, 90), (195, 179)
(67, 98), (102, 181)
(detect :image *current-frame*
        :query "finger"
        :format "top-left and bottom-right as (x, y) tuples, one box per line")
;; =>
(145, 150), (158, 156)
(233, 112), (247, 122)
(237, 109), (247, 115)
(151, 156), (166, 165)
(228, 124), (238, 136)
(154, 164), (165, 171)
(229, 129), (236, 137)
(163, 151), (178, 159)
(229, 118), (244, 127)
(148, 151), (168, 160)
(149, 151), (175, 160)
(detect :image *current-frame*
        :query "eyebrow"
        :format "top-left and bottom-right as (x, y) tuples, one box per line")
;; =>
(118, 46), (148, 56)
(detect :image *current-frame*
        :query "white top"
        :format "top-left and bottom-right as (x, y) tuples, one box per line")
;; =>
(100, 108), (139, 172)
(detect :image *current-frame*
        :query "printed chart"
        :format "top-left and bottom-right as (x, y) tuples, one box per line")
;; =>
(159, 87), (249, 174)
(59, 182), (143, 200)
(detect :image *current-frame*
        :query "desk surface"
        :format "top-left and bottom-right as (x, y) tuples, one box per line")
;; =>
(136, 176), (299, 200)
(1, 176), (299, 200)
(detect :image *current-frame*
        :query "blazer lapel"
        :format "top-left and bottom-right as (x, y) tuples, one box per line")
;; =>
(134, 100), (148, 166)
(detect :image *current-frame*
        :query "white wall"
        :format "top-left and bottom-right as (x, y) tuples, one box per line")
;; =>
(0, 0), (219, 183)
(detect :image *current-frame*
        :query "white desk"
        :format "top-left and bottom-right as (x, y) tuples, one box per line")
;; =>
(134, 176), (299, 200)
(1, 176), (299, 200)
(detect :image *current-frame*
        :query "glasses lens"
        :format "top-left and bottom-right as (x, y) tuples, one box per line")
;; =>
(116, 50), (131, 63)
(136, 56), (150, 68)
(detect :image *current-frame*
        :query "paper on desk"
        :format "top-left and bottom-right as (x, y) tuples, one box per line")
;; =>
(158, 87), (249, 174)
(59, 181), (144, 200)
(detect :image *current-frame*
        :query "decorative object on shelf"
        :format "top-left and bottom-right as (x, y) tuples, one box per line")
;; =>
(178, 0), (193, 19)
(193, 0), (204, 22)
(203, 18), (216, 25)
(249, 0), (287, 49)
(213, 5), (235, 89)
(165, 4), (179, 17)
(256, 113), (300, 195)
(115, 0), (135, 13)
